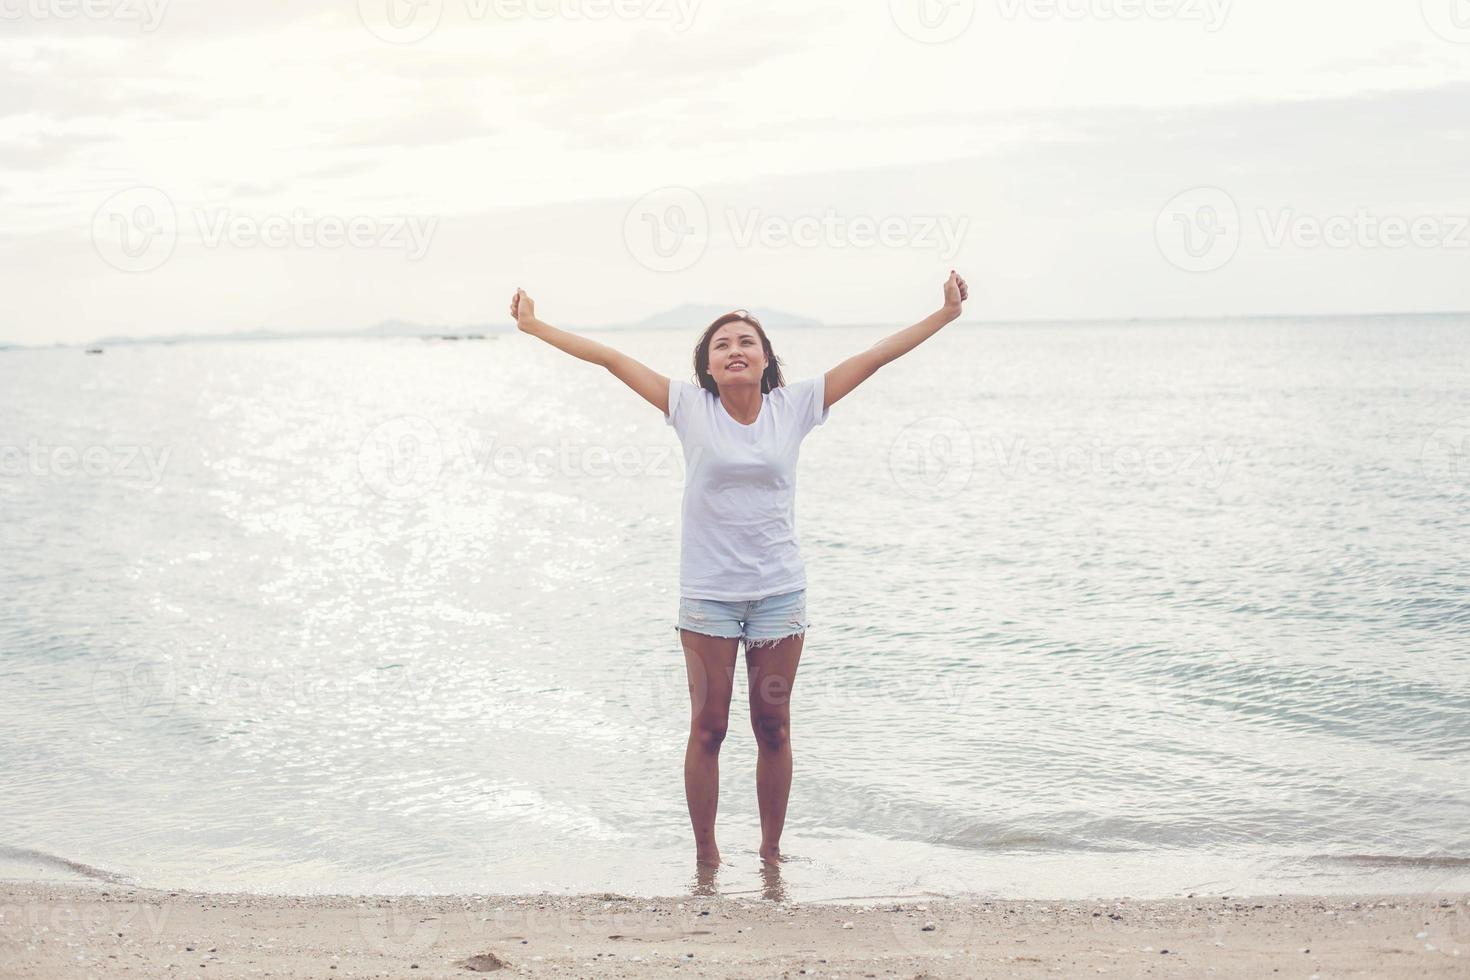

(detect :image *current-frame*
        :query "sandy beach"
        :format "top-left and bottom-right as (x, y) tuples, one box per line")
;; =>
(1, 881), (1464, 979)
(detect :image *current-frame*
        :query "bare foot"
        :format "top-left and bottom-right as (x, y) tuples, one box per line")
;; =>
(696, 849), (722, 868)
(759, 845), (785, 865)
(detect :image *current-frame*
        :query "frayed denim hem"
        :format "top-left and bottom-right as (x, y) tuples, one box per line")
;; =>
(743, 626), (808, 650)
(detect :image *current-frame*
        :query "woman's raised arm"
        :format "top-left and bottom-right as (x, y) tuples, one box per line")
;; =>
(821, 270), (969, 412)
(510, 288), (670, 415)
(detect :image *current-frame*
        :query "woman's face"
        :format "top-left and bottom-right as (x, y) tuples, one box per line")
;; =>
(707, 321), (766, 388)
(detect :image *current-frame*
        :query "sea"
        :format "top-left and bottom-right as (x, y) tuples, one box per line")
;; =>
(2, 314), (1467, 903)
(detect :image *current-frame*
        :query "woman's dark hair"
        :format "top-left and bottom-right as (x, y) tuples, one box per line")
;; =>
(692, 309), (786, 396)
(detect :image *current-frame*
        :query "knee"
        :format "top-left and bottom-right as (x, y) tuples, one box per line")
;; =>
(690, 721), (727, 753)
(751, 714), (789, 751)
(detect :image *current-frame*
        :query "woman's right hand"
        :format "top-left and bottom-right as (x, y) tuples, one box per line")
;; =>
(510, 288), (536, 331)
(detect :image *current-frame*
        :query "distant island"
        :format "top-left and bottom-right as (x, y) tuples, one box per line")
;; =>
(5, 304), (824, 351)
(82, 318), (505, 349)
(9, 310), (1470, 351)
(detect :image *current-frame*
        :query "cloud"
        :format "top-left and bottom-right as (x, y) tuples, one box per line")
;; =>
(0, 43), (268, 123)
(1311, 41), (1434, 75)
(0, 130), (116, 169)
(5, 5), (1470, 345)
(329, 107), (503, 151)
(0, 0), (316, 39)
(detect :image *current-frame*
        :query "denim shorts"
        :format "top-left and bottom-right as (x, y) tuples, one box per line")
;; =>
(673, 588), (809, 649)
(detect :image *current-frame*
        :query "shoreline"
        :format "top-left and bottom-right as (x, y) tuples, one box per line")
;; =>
(2, 881), (1464, 979)
(8, 841), (1467, 908)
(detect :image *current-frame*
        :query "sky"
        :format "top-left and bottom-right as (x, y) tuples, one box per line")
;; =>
(3, 0), (1470, 345)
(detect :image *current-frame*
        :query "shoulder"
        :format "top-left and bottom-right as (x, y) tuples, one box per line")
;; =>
(773, 375), (824, 404)
(671, 378), (710, 404)
(773, 376), (829, 429)
(666, 378), (710, 427)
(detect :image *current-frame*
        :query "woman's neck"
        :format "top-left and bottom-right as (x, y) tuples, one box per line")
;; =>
(718, 384), (762, 424)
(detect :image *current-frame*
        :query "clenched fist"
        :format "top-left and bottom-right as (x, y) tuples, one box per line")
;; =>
(510, 288), (536, 331)
(943, 270), (969, 314)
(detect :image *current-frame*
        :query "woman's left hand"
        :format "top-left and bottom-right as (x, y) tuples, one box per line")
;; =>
(943, 269), (969, 315)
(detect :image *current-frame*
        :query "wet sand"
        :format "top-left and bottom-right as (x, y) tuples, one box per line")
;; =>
(1, 881), (1465, 978)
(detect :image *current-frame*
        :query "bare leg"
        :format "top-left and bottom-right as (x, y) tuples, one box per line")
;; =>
(680, 628), (738, 867)
(746, 631), (803, 864)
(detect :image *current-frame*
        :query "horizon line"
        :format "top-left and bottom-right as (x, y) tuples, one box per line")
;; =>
(3, 307), (1468, 351)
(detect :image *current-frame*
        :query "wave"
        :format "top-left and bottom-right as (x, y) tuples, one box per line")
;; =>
(0, 844), (133, 885)
(1308, 852), (1470, 869)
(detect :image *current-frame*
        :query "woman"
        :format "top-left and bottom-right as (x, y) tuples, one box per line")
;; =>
(508, 270), (970, 868)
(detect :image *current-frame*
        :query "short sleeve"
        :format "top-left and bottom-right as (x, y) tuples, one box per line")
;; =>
(790, 374), (829, 436)
(810, 373), (830, 429)
(665, 378), (698, 431)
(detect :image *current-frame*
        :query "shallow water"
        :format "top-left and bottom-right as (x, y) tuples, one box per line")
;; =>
(1, 316), (1467, 901)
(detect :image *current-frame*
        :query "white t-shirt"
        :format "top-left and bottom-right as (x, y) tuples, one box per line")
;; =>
(664, 374), (830, 601)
